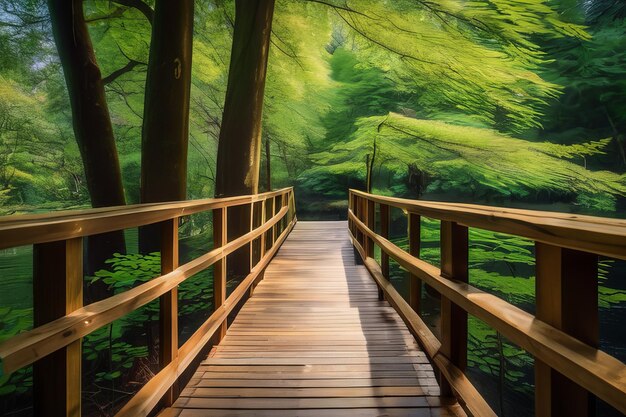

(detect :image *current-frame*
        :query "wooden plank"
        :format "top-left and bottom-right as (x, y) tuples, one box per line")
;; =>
(439, 221), (468, 397)
(349, 189), (626, 261)
(173, 396), (438, 409)
(0, 187), (293, 250)
(365, 199), (375, 258)
(166, 221), (461, 417)
(187, 378), (427, 388)
(169, 408), (460, 417)
(379, 203), (390, 300)
(179, 386), (432, 398)
(409, 212), (421, 312)
(33, 237), (82, 417)
(535, 243), (599, 417)
(160, 218), (179, 406)
(213, 207), (227, 342)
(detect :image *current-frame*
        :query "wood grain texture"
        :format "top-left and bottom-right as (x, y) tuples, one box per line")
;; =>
(32, 238), (83, 417)
(349, 208), (626, 415)
(0, 187), (292, 250)
(115, 214), (297, 417)
(160, 218), (180, 406)
(350, 189), (626, 260)
(0, 206), (289, 376)
(164, 221), (464, 417)
(352, 236), (495, 417)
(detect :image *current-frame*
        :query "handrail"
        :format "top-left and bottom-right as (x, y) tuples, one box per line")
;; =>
(350, 189), (626, 261)
(348, 189), (626, 417)
(0, 187), (297, 417)
(0, 187), (292, 249)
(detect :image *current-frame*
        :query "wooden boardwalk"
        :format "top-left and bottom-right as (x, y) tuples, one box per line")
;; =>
(162, 221), (463, 417)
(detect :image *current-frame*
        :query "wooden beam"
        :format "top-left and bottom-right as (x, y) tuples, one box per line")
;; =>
(0, 187), (293, 250)
(379, 203), (390, 301)
(349, 189), (626, 261)
(33, 237), (83, 417)
(365, 199), (375, 258)
(535, 243), (598, 417)
(213, 207), (228, 342)
(439, 221), (468, 397)
(160, 218), (179, 406)
(408, 213), (421, 312)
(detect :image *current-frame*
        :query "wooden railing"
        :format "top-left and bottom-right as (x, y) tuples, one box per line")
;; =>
(348, 189), (626, 417)
(0, 187), (296, 417)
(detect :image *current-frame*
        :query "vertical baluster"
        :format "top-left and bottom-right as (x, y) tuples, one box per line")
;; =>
(535, 243), (598, 417)
(348, 192), (353, 235)
(353, 195), (360, 242)
(267, 197), (274, 250)
(260, 199), (267, 259)
(408, 212), (421, 312)
(249, 202), (255, 271)
(365, 199), (375, 258)
(213, 207), (227, 342)
(160, 218), (179, 405)
(379, 203), (390, 301)
(289, 189), (296, 222)
(33, 237), (83, 417)
(439, 220), (468, 396)
(273, 195), (280, 240)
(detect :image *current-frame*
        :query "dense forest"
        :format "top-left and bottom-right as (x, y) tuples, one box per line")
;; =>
(0, 0), (625, 416)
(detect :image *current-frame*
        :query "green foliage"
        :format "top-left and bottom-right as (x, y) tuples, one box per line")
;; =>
(307, 113), (626, 210)
(91, 252), (161, 291)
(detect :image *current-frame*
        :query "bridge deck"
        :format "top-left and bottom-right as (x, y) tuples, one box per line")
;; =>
(162, 221), (463, 417)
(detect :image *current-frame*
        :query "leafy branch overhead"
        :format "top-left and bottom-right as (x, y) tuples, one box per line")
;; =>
(305, 112), (626, 209)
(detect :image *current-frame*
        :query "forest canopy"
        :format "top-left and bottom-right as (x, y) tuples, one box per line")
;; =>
(0, 0), (624, 217)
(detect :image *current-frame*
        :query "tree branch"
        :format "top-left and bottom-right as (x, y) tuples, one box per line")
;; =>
(102, 60), (143, 85)
(111, 0), (154, 24)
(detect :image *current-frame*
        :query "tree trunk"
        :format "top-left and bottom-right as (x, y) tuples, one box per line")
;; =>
(48, 0), (126, 296)
(265, 135), (272, 192)
(365, 138), (377, 193)
(139, 0), (194, 254)
(215, 0), (275, 276)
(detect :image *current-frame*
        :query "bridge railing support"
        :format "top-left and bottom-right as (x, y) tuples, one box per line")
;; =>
(348, 188), (626, 417)
(0, 187), (296, 417)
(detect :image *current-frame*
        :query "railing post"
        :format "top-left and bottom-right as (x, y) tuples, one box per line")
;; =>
(365, 199), (375, 258)
(249, 202), (255, 271)
(260, 199), (267, 259)
(408, 212), (421, 312)
(439, 220), (468, 396)
(273, 195), (280, 241)
(535, 243), (598, 417)
(379, 203), (390, 301)
(213, 207), (227, 342)
(33, 237), (83, 417)
(159, 218), (179, 405)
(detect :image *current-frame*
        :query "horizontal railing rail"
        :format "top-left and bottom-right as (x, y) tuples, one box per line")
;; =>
(0, 187), (297, 417)
(348, 189), (626, 417)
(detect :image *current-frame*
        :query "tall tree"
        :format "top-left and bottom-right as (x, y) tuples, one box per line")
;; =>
(215, 0), (275, 275)
(139, 0), (194, 254)
(48, 0), (126, 283)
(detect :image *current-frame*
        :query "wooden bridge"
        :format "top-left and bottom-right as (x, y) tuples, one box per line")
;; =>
(0, 187), (625, 417)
